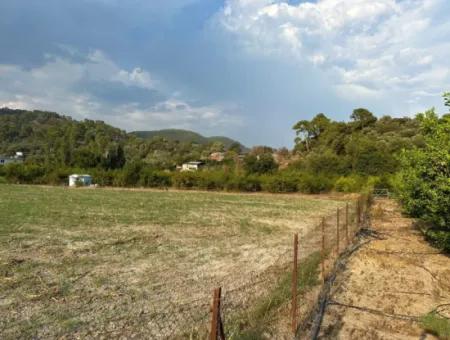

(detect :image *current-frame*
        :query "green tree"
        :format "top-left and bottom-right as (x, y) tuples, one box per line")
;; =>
(243, 153), (277, 174)
(351, 108), (377, 129)
(396, 97), (450, 250)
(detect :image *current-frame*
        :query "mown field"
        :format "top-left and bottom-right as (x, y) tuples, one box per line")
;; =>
(0, 185), (344, 338)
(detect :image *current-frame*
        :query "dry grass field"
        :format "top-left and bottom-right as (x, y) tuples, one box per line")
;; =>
(0, 185), (345, 338)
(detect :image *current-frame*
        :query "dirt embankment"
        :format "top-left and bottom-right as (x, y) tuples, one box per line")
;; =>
(318, 199), (450, 339)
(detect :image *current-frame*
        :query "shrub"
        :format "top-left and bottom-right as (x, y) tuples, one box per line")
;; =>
(297, 173), (334, 194)
(172, 171), (200, 189)
(195, 171), (228, 190)
(243, 153), (278, 174)
(334, 175), (365, 193)
(261, 172), (299, 193)
(225, 174), (262, 192)
(139, 169), (172, 188)
(4, 163), (46, 184)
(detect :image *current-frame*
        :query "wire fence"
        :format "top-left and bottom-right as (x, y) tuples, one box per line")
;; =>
(144, 194), (371, 339)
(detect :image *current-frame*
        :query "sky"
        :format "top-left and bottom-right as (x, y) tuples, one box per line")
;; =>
(0, 0), (449, 147)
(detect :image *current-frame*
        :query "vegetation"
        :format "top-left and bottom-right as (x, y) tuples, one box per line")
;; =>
(0, 105), (426, 195)
(420, 312), (450, 339)
(130, 128), (245, 150)
(395, 94), (450, 252)
(226, 251), (321, 338)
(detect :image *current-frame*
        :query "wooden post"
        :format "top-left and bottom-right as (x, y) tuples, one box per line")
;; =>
(336, 208), (340, 255)
(321, 218), (326, 283)
(345, 202), (349, 246)
(292, 233), (299, 335)
(210, 287), (222, 340)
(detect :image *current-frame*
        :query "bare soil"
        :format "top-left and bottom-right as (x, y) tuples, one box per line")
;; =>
(319, 199), (450, 339)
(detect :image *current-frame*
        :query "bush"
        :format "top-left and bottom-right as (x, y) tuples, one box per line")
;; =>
(262, 172), (299, 193)
(396, 109), (450, 231)
(195, 171), (228, 190)
(172, 171), (200, 189)
(424, 229), (450, 253)
(243, 153), (278, 174)
(225, 174), (262, 192)
(91, 169), (117, 187)
(4, 163), (46, 184)
(334, 175), (365, 193)
(139, 169), (172, 188)
(297, 173), (334, 194)
(43, 167), (74, 185)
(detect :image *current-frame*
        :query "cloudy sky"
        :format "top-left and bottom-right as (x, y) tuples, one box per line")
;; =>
(1, 0), (449, 146)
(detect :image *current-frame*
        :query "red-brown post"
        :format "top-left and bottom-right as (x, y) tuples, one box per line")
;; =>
(356, 199), (361, 228)
(210, 287), (222, 340)
(345, 202), (349, 246)
(336, 208), (340, 255)
(292, 233), (299, 335)
(321, 218), (326, 283)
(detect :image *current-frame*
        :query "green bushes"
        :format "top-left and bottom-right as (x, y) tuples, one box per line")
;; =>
(0, 162), (379, 196)
(139, 169), (172, 188)
(3, 163), (46, 184)
(297, 173), (334, 194)
(261, 172), (299, 193)
(394, 104), (450, 252)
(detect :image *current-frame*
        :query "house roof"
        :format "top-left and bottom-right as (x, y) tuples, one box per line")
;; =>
(184, 161), (204, 165)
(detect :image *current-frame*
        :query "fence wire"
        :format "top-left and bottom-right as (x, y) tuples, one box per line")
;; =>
(120, 195), (371, 339)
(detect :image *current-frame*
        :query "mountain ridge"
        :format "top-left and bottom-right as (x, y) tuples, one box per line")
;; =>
(130, 129), (246, 149)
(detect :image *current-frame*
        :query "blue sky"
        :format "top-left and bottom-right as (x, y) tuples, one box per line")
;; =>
(0, 0), (449, 147)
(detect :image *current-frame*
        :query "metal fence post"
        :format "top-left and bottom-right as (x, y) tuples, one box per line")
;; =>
(345, 202), (349, 246)
(356, 199), (361, 229)
(336, 208), (340, 255)
(292, 233), (299, 335)
(321, 218), (325, 283)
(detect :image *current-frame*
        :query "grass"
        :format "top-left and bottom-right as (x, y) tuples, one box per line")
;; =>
(226, 251), (322, 339)
(0, 184), (343, 339)
(420, 313), (450, 339)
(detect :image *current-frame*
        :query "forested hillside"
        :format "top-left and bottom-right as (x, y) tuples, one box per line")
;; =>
(0, 108), (240, 170)
(0, 105), (428, 195)
(131, 129), (244, 150)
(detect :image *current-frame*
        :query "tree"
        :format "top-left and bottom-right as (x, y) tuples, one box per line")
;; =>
(396, 100), (450, 250)
(351, 108), (377, 129)
(243, 153), (277, 174)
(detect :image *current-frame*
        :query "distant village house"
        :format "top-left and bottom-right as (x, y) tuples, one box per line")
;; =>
(0, 152), (24, 165)
(181, 161), (204, 172)
(209, 152), (225, 162)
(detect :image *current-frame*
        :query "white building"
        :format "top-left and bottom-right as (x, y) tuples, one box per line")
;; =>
(69, 174), (93, 187)
(181, 161), (204, 171)
(0, 152), (24, 165)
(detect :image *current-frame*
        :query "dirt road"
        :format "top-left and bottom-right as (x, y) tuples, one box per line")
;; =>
(318, 198), (450, 339)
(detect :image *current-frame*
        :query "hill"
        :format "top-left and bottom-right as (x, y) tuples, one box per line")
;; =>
(0, 108), (245, 170)
(130, 129), (245, 149)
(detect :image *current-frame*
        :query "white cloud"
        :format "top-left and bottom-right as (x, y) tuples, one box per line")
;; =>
(0, 49), (242, 133)
(217, 0), (450, 111)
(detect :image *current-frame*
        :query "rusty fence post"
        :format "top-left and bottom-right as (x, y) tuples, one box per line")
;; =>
(345, 202), (349, 246)
(210, 287), (225, 340)
(356, 199), (361, 229)
(292, 233), (299, 335)
(321, 218), (326, 283)
(336, 208), (340, 255)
